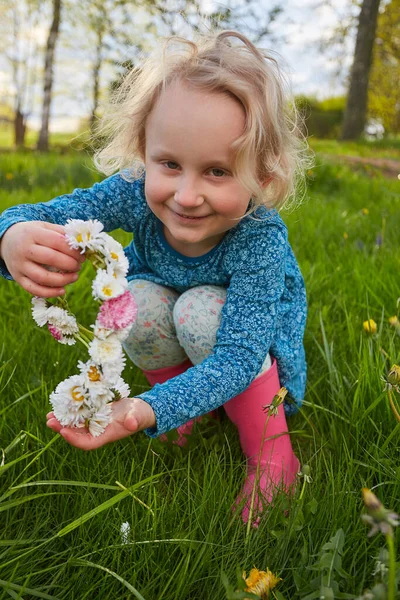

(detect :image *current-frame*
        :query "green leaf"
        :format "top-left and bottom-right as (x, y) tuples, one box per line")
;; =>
(306, 497), (319, 515)
(322, 529), (345, 555)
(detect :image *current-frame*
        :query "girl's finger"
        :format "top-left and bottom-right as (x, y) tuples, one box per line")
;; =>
(46, 417), (63, 433)
(42, 223), (67, 235)
(28, 245), (82, 272)
(23, 262), (79, 287)
(33, 228), (85, 263)
(19, 275), (65, 298)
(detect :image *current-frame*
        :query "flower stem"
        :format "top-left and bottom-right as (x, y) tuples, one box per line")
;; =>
(246, 412), (272, 541)
(78, 324), (94, 341)
(388, 389), (400, 423)
(74, 334), (89, 349)
(386, 532), (396, 600)
(299, 478), (307, 501)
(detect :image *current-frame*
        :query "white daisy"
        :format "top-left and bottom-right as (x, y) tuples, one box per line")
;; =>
(112, 377), (130, 400)
(88, 335), (123, 365)
(88, 387), (115, 410)
(50, 375), (89, 425)
(65, 219), (105, 253)
(100, 234), (129, 277)
(92, 269), (127, 301)
(92, 321), (115, 340)
(31, 297), (50, 327)
(47, 306), (79, 335)
(78, 360), (103, 385)
(102, 356), (126, 385)
(88, 404), (113, 437)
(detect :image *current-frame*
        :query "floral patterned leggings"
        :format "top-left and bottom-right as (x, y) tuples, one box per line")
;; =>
(123, 279), (272, 375)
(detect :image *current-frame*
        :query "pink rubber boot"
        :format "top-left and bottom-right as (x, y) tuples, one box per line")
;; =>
(142, 359), (204, 447)
(223, 359), (300, 526)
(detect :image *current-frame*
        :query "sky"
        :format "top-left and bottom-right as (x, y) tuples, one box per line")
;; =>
(1, 0), (355, 132)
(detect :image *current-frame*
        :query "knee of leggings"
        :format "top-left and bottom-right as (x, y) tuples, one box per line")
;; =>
(128, 279), (179, 332)
(173, 285), (226, 336)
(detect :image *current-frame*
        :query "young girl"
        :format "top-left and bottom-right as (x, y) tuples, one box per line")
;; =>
(0, 31), (309, 524)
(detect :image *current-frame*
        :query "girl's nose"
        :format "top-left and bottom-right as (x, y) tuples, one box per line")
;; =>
(174, 179), (204, 207)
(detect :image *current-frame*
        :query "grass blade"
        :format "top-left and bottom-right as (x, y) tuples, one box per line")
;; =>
(71, 559), (146, 600)
(0, 578), (60, 599)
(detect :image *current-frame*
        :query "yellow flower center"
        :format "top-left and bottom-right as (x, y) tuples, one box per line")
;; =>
(102, 286), (113, 297)
(76, 233), (83, 243)
(88, 366), (101, 382)
(110, 252), (119, 260)
(71, 387), (85, 402)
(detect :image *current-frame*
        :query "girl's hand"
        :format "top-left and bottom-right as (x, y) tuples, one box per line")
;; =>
(0, 221), (85, 297)
(46, 397), (157, 450)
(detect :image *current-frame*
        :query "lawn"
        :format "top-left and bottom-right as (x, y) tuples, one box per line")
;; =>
(0, 143), (399, 599)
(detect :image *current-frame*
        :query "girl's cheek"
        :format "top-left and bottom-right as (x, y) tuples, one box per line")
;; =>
(145, 181), (164, 205)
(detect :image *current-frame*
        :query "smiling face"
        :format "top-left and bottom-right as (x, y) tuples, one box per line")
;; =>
(144, 81), (252, 257)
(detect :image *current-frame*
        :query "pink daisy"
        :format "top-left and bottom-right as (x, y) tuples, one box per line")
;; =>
(48, 324), (62, 341)
(97, 290), (137, 330)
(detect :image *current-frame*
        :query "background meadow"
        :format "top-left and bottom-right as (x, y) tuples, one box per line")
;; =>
(0, 143), (399, 599)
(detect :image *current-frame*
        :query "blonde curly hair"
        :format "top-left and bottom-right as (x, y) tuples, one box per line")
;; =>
(94, 30), (312, 213)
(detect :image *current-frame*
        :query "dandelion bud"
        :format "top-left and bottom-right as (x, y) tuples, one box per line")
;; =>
(388, 316), (399, 327)
(361, 488), (399, 537)
(387, 364), (400, 386)
(272, 387), (288, 408)
(363, 319), (377, 334)
(297, 464), (312, 483)
(362, 488), (383, 513)
(262, 387), (287, 416)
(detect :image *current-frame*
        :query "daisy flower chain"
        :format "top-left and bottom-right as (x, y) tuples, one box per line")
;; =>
(31, 219), (137, 436)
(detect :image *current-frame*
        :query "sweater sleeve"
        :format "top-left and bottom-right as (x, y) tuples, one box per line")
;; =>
(138, 221), (288, 437)
(0, 174), (144, 279)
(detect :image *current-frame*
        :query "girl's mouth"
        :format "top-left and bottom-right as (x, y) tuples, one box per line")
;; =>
(171, 209), (209, 221)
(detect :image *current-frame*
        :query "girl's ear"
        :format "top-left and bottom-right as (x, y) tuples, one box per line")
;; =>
(261, 176), (273, 189)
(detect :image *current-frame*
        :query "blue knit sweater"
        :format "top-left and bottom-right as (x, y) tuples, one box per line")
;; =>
(0, 173), (307, 436)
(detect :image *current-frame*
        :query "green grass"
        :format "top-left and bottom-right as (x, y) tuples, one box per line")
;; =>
(0, 144), (399, 599)
(309, 137), (400, 161)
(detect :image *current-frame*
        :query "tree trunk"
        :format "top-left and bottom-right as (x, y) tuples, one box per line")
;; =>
(37, 0), (62, 151)
(90, 28), (103, 134)
(14, 103), (27, 148)
(340, 0), (381, 140)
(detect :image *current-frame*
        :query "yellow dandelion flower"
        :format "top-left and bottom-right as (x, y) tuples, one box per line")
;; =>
(362, 207), (369, 215)
(243, 568), (282, 599)
(388, 316), (399, 327)
(363, 319), (377, 334)
(6, 173), (13, 180)
(343, 232), (348, 240)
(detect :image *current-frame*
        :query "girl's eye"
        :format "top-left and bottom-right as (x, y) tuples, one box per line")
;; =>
(210, 168), (227, 178)
(164, 161), (179, 170)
